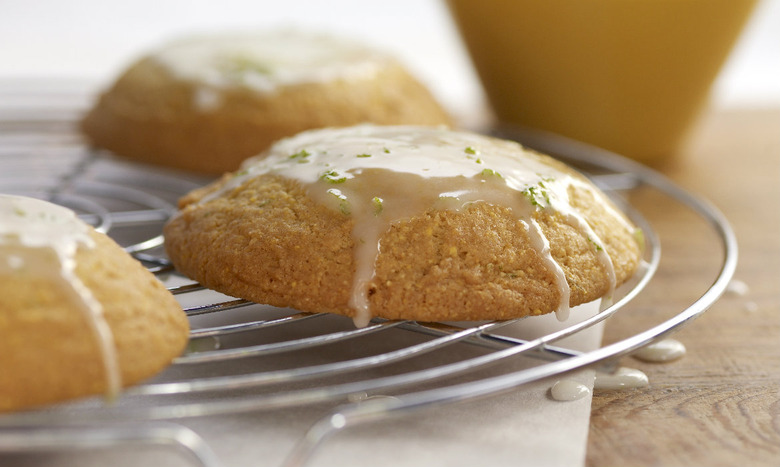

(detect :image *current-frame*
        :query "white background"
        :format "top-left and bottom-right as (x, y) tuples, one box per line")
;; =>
(0, 0), (778, 114)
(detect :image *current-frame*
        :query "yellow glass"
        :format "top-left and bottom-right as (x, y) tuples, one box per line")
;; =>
(448, 0), (757, 164)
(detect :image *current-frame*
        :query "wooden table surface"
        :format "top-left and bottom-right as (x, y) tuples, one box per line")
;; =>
(585, 107), (780, 466)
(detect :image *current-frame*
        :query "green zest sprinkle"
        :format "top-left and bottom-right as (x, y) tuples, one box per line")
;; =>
(372, 196), (384, 215)
(465, 146), (478, 155)
(383, 148), (391, 154)
(522, 187), (542, 207)
(289, 149), (311, 160)
(481, 168), (502, 178)
(588, 237), (604, 252)
(521, 181), (552, 208)
(327, 189), (351, 215)
(13, 207), (26, 217)
(633, 228), (645, 251)
(327, 188), (346, 200)
(234, 169), (249, 177)
(321, 169), (348, 184)
(225, 56), (273, 75)
(356, 153), (372, 158)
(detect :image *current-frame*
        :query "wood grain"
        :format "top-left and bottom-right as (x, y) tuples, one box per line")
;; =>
(586, 108), (780, 466)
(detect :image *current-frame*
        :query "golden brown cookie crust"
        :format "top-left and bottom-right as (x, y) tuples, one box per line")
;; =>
(164, 171), (642, 323)
(0, 231), (189, 412)
(81, 57), (452, 175)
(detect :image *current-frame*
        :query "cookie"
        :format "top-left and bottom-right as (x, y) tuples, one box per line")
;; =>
(164, 125), (642, 327)
(0, 195), (189, 412)
(81, 30), (452, 174)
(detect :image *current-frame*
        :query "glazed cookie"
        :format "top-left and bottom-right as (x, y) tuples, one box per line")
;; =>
(164, 125), (643, 327)
(81, 30), (452, 174)
(0, 195), (189, 412)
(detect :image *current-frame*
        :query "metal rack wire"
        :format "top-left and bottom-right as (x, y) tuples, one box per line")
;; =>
(0, 84), (737, 467)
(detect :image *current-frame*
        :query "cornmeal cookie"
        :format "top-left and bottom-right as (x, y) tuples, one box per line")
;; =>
(164, 125), (643, 327)
(81, 30), (452, 174)
(0, 195), (189, 412)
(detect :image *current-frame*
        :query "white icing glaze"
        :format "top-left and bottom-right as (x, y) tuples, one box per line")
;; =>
(150, 30), (389, 105)
(201, 125), (632, 327)
(0, 194), (122, 400)
(550, 379), (591, 401)
(632, 338), (686, 363)
(594, 367), (649, 391)
(525, 218), (571, 321)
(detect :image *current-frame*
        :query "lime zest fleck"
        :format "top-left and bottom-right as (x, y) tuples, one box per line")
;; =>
(588, 237), (604, 252)
(465, 146), (478, 155)
(356, 153), (372, 158)
(521, 180), (554, 208)
(522, 186), (542, 207)
(633, 228), (645, 251)
(327, 188), (351, 215)
(321, 169), (348, 184)
(372, 196), (384, 215)
(225, 55), (273, 75)
(480, 168), (502, 178)
(327, 188), (346, 199)
(289, 149), (311, 160)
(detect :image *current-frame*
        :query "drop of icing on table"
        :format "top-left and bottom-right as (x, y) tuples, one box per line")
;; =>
(594, 367), (649, 391)
(744, 301), (759, 313)
(724, 279), (758, 312)
(0, 194), (122, 400)
(550, 379), (591, 401)
(632, 338), (686, 363)
(725, 279), (749, 296)
(202, 125), (637, 327)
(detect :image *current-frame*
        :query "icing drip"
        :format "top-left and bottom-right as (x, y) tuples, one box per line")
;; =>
(202, 125), (633, 326)
(0, 195), (122, 400)
(525, 218), (570, 321)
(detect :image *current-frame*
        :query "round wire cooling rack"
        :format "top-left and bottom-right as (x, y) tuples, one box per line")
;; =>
(0, 84), (737, 467)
